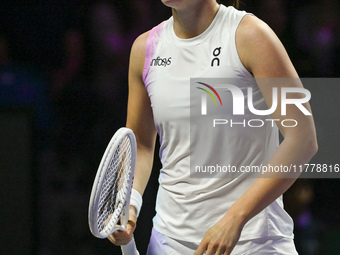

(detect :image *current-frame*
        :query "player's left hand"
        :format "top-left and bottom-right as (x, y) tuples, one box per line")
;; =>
(194, 214), (244, 255)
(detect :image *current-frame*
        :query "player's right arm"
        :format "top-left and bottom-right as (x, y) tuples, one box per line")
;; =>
(126, 31), (157, 198)
(108, 31), (158, 246)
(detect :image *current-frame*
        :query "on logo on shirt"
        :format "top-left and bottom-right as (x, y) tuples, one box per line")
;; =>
(211, 47), (221, 66)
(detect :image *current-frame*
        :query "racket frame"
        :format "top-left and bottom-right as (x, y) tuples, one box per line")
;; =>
(88, 127), (137, 239)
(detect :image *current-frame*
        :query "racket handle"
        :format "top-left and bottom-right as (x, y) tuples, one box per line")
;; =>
(121, 237), (139, 255)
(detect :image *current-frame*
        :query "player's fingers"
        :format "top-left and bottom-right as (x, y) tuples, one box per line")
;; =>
(215, 247), (227, 255)
(113, 230), (128, 237)
(108, 234), (119, 245)
(126, 220), (136, 236)
(109, 230), (131, 246)
(205, 245), (217, 255)
(194, 242), (207, 255)
(129, 205), (137, 222)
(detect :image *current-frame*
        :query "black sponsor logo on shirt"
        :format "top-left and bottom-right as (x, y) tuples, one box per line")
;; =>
(211, 47), (221, 66)
(151, 56), (172, 67)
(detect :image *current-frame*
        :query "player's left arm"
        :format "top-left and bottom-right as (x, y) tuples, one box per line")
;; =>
(195, 15), (318, 255)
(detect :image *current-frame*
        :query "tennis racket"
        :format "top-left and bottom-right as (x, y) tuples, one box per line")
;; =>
(88, 127), (139, 255)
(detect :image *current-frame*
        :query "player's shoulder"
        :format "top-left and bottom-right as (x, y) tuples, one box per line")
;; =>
(130, 20), (167, 68)
(237, 14), (278, 48)
(131, 19), (166, 53)
(238, 15), (274, 40)
(237, 15), (296, 77)
(131, 31), (151, 56)
(129, 30), (151, 75)
(236, 15), (284, 63)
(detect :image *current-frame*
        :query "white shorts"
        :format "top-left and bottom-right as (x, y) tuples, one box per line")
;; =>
(147, 228), (299, 255)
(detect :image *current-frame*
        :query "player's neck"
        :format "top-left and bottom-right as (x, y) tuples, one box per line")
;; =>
(172, 2), (220, 39)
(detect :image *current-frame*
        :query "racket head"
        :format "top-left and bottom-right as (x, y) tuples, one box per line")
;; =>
(88, 127), (137, 238)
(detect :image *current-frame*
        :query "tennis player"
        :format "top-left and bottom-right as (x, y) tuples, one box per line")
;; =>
(108, 0), (318, 254)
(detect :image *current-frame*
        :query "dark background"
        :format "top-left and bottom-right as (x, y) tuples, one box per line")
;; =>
(0, 0), (339, 254)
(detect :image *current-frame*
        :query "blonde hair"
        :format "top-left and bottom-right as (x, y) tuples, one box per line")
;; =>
(233, 0), (239, 9)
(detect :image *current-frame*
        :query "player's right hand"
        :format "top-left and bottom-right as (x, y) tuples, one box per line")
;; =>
(108, 205), (137, 246)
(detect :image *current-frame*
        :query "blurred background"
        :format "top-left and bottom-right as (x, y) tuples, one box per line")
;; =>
(0, 0), (339, 254)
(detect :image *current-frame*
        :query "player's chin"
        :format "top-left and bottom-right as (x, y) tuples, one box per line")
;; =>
(161, 0), (182, 8)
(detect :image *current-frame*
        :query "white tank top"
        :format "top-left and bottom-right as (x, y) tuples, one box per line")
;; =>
(143, 5), (294, 242)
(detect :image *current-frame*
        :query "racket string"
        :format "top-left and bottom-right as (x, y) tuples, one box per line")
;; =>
(97, 136), (133, 234)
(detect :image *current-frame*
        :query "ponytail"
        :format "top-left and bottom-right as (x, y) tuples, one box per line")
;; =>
(233, 0), (239, 9)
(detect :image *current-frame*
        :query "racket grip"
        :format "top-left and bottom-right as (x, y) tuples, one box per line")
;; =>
(121, 236), (139, 255)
